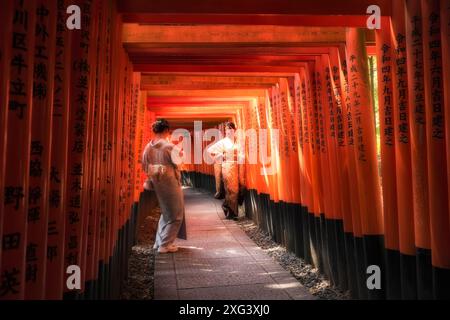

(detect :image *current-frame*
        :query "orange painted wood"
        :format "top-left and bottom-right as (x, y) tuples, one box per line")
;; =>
(405, 0), (431, 251)
(328, 48), (353, 233)
(309, 61), (324, 217)
(391, 0), (416, 256)
(345, 28), (383, 236)
(441, 0), (450, 243)
(338, 44), (363, 237)
(85, 0), (106, 285)
(64, 0), (95, 293)
(314, 57), (334, 220)
(375, 18), (399, 250)
(0, 0), (14, 272)
(46, 0), (72, 300)
(298, 68), (314, 214)
(322, 54), (344, 221)
(25, 0), (57, 299)
(421, 0), (450, 269)
(0, 0), (37, 299)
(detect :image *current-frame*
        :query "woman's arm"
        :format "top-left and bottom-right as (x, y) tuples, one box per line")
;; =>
(206, 139), (224, 158)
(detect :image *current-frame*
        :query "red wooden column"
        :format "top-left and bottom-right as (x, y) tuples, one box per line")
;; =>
(314, 56), (334, 281)
(97, 1), (114, 298)
(256, 94), (269, 198)
(286, 78), (302, 207)
(405, 0), (432, 299)
(84, 0), (107, 295)
(306, 62), (325, 271)
(107, 12), (124, 280)
(26, 0), (57, 299)
(375, 17), (401, 299)
(0, 0), (14, 272)
(338, 44), (365, 299)
(64, 0), (95, 297)
(323, 53), (349, 290)
(441, 0), (450, 262)
(138, 91), (148, 194)
(132, 75), (143, 203)
(0, 0), (37, 300)
(329, 47), (357, 295)
(267, 87), (280, 205)
(273, 85), (288, 205)
(81, 0), (101, 293)
(391, 0), (418, 299)
(346, 29), (384, 299)
(279, 78), (297, 205)
(422, 0), (450, 299)
(46, 0), (72, 300)
(298, 68), (314, 265)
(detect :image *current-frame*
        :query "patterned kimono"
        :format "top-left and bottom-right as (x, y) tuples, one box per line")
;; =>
(207, 137), (245, 218)
(142, 139), (186, 248)
(213, 162), (225, 199)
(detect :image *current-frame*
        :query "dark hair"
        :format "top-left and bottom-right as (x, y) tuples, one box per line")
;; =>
(152, 119), (170, 134)
(225, 121), (236, 130)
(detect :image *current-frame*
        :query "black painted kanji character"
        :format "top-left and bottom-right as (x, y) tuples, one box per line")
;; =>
(4, 186), (24, 209)
(14, 5), (28, 29)
(2, 233), (21, 250)
(68, 236), (78, 250)
(0, 268), (21, 296)
(25, 264), (37, 283)
(35, 45), (48, 60)
(71, 163), (83, 176)
(77, 75), (88, 90)
(28, 186), (42, 205)
(11, 53), (27, 75)
(47, 246), (57, 261)
(50, 166), (61, 183)
(48, 221), (58, 236)
(69, 195), (81, 209)
(28, 206), (40, 223)
(76, 91), (87, 104)
(35, 23), (49, 42)
(49, 190), (61, 208)
(31, 141), (44, 156)
(34, 62), (47, 81)
(33, 82), (47, 100)
(72, 139), (84, 153)
(73, 59), (90, 73)
(26, 243), (38, 262)
(71, 178), (82, 192)
(65, 252), (77, 265)
(36, 4), (50, 18)
(75, 107), (86, 121)
(8, 100), (26, 119)
(10, 78), (26, 96)
(75, 122), (86, 137)
(68, 211), (80, 225)
(12, 32), (27, 51)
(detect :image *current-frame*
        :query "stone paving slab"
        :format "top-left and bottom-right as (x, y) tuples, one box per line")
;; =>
(154, 188), (315, 300)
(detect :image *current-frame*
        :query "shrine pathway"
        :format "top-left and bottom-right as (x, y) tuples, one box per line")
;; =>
(154, 188), (315, 300)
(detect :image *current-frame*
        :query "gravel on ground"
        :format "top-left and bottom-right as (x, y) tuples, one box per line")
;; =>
(121, 192), (160, 300)
(237, 219), (350, 300)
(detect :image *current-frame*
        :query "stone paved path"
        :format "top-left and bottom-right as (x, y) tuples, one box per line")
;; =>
(154, 188), (315, 300)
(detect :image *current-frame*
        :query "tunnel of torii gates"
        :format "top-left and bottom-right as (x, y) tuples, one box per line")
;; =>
(0, 0), (449, 301)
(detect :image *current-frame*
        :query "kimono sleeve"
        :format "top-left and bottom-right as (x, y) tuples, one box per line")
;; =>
(206, 139), (225, 156)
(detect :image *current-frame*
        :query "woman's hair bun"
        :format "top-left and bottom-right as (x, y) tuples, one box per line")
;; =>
(152, 119), (170, 134)
(225, 121), (236, 130)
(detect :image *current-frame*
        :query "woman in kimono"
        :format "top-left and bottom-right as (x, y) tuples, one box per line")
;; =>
(207, 122), (245, 220)
(142, 119), (186, 253)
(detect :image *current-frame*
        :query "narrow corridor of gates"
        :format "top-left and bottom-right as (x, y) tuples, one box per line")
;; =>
(0, 0), (449, 300)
